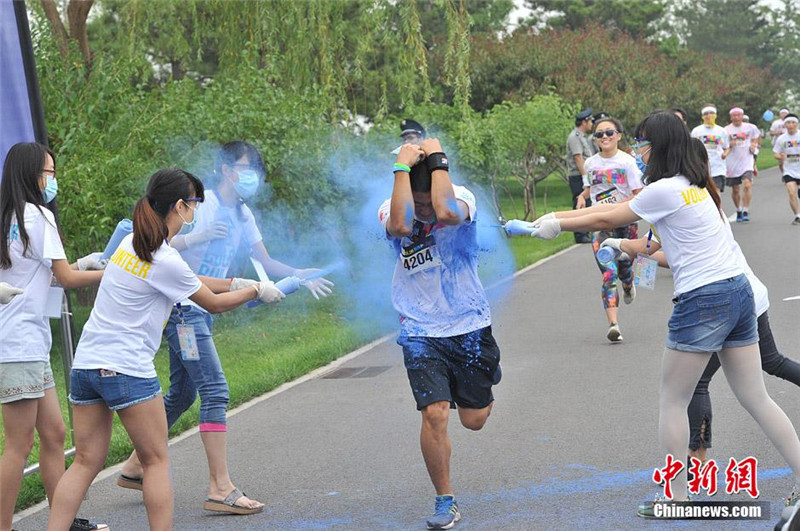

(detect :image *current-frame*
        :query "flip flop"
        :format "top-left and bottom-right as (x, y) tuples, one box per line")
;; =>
(203, 487), (264, 515)
(116, 474), (143, 491)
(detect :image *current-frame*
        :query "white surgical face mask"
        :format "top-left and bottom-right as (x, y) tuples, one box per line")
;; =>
(177, 201), (197, 235)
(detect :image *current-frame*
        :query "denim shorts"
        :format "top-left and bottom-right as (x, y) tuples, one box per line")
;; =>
(69, 369), (161, 411)
(0, 360), (55, 404)
(667, 274), (758, 353)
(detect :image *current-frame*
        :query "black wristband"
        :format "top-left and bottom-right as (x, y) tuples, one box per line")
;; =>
(426, 152), (449, 173)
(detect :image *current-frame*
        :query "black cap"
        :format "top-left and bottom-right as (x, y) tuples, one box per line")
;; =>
(593, 111), (610, 122)
(400, 118), (426, 138)
(576, 108), (593, 121)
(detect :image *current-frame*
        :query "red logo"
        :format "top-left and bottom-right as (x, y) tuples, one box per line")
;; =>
(725, 457), (760, 498)
(652, 454), (684, 500)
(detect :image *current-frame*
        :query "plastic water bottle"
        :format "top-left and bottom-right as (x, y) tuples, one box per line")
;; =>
(275, 276), (302, 295)
(596, 246), (619, 266)
(101, 218), (133, 260)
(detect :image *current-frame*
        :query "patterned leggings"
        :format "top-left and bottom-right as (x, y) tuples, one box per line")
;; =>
(590, 223), (639, 309)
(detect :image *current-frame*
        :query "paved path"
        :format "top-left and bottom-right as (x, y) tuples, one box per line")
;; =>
(16, 168), (800, 530)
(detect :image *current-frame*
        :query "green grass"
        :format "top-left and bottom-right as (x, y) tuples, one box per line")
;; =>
(757, 136), (779, 172)
(3, 175), (577, 512)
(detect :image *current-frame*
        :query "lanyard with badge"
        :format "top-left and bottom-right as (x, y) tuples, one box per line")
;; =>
(401, 220), (443, 275)
(175, 303), (200, 360)
(634, 229), (658, 290)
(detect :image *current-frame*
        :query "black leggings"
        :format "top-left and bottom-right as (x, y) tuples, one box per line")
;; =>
(688, 311), (800, 450)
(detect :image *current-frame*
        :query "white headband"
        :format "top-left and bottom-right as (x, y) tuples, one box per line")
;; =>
(784, 116), (799, 124)
(701, 106), (717, 115)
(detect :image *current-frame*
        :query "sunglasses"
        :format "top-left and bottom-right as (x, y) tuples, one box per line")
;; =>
(593, 129), (618, 139)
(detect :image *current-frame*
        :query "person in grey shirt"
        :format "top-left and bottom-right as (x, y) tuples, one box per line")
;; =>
(566, 108), (594, 243)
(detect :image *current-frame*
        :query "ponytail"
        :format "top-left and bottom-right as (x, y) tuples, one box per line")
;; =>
(132, 197), (168, 262)
(131, 168), (204, 263)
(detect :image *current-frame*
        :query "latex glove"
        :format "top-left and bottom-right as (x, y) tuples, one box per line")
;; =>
(256, 281), (285, 304)
(0, 282), (23, 304)
(531, 218), (562, 240)
(184, 222), (228, 247)
(77, 252), (108, 271)
(503, 219), (538, 237)
(230, 277), (259, 292)
(532, 212), (557, 227)
(294, 268), (334, 300)
(600, 238), (630, 261)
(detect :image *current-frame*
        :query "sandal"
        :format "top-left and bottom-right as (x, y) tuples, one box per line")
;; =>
(203, 487), (264, 515)
(116, 473), (143, 491)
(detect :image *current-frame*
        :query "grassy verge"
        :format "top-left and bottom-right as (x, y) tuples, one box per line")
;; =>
(757, 136), (778, 172)
(5, 174), (575, 512)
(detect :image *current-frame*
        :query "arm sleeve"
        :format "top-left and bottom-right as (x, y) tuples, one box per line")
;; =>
(241, 205), (263, 247)
(150, 251), (203, 303)
(628, 180), (682, 224)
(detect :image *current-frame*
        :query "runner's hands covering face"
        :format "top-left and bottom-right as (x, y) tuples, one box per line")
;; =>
(419, 138), (443, 157)
(397, 144), (425, 168)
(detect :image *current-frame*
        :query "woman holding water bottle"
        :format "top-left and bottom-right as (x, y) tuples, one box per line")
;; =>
(576, 117), (643, 343)
(117, 141), (333, 515)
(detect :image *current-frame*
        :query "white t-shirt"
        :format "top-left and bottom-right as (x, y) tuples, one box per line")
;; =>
(724, 123), (760, 177)
(582, 150), (643, 205)
(73, 235), (202, 378)
(378, 185), (491, 337)
(0, 204), (66, 363)
(177, 191), (262, 278)
(770, 118), (786, 138)
(773, 132), (800, 179)
(722, 215), (768, 315)
(691, 124), (730, 177)
(629, 176), (742, 296)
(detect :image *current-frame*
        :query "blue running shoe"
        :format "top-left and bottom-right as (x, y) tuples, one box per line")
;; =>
(736, 211), (743, 222)
(426, 495), (461, 530)
(742, 211), (750, 222)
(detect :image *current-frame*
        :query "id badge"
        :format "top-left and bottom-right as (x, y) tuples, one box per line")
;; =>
(401, 236), (443, 276)
(634, 253), (658, 290)
(177, 324), (200, 360)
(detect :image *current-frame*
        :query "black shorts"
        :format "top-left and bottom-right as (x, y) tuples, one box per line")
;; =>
(782, 175), (800, 185)
(399, 326), (501, 411)
(712, 175), (725, 192)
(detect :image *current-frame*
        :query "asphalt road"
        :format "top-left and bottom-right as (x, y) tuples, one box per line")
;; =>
(15, 167), (800, 530)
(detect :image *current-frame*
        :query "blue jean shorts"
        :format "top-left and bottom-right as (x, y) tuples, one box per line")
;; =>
(667, 274), (758, 353)
(69, 369), (161, 411)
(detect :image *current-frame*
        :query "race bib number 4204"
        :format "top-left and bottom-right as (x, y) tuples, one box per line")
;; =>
(401, 236), (443, 275)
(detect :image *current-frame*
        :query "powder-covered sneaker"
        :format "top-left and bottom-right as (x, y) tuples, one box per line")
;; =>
(426, 495), (461, 530)
(607, 323), (623, 343)
(70, 518), (109, 531)
(742, 211), (750, 222)
(736, 211), (744, 222)
(637, 493), (691, 519)
(623, 282), (636, 304)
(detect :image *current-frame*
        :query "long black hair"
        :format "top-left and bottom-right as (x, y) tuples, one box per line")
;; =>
(215, 141), (266, 177)
(132, 168), (204, 262)
(633, 111), (721, 212)
(0, 142), (56, 268)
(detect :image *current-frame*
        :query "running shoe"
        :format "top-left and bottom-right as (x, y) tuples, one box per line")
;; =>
(792, 217), (800, 226)
(426, 495), (461, 530)
(69, 518), (109, 531)
(637, 493), (691, 519)
(736, 211), (743, 222)
(607, 323), (622, 343)
(622, 283), (635, 304)
(741, 211), (750, 222)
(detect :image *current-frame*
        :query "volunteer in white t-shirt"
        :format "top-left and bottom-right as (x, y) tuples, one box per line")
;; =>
(379, 139), (500, 530)
(529, 111), (800, 515)
(724, 107), (761, 222)
(690, 105), (730, 192)
(773, 114), (800, 225)
(0, 142), (108, 531)
(601, 138), (800, 471)
(118, 142), (332, 516)
(46, 168), (285, 531)
(577, 117), (643, 343)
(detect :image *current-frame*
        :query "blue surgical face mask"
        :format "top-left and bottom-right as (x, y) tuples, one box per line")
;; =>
(231, 169), (260, 199)
(635, 152), (648, 174)
(43, 175), (58, 203)
(177, 201), (197, 235)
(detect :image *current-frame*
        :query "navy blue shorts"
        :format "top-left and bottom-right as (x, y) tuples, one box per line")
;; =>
(399, 326), (501, 411)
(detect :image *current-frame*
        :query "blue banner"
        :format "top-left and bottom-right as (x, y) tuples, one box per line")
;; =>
(0, 0), (47, 174)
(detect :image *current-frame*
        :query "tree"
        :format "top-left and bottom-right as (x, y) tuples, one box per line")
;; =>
(523, 0), (666, 39)
(40, 0), (94, 70)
